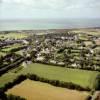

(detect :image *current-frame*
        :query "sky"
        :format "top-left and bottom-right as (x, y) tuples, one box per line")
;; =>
(0, 0), (100, 20)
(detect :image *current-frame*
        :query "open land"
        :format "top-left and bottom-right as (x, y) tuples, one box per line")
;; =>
(6, 79), (88, 100)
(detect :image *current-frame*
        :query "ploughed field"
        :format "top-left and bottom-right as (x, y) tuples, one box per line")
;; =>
(6, 79), (88, 100)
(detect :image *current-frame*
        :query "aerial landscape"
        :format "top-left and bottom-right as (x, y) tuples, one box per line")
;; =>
(0, 0), (100, 100)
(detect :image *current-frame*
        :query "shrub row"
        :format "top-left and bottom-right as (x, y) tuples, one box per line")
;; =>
(0, 56), (23, 70)
(95, 74), (100, 90)
(0, 73), (91, 93)
(0, 58), (25, 76)
(10, 46), (28, 52)
(0, 90), (26, 100)
(0, 75), (27, 92)
(7, 94), (26, 100)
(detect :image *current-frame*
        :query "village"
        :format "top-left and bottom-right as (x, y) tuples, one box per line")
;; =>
(27, 31), (100, 71)
(0, 29), (100, 100)
(0, 30), (100, 73)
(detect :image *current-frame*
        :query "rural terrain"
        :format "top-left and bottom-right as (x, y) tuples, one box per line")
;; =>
(0, 28), (100, 100)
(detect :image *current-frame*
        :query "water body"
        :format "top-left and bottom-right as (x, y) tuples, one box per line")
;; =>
(0, 19), (100, 31)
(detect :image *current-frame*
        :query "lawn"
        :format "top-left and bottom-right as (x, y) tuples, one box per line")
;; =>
(6, 79), (88, 100)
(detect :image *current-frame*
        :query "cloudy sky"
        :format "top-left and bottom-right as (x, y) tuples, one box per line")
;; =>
(0, 0), (100, 19)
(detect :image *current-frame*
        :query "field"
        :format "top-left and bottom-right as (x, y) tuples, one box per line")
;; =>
(70, 28), (100, 36)
(0, 33), (28, 39)
(1, 44), (23, 52)
(20, 63), (99, 89)
(0, 32), (28, 57)
(0, 63), (99, 90)
(6, 79), (88, 100)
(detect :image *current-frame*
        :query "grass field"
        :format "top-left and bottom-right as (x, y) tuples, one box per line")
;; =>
(0, 63), (99, 90)
(0, 43), (23, 57)
(20, 63), (99, 89)
(6, 79), (88, 100)
(0, 52), (6, 56)
(1, 44), (23, 52)
(0, 33), (28, 39)
(71, 29), (100, 36)
(0, 72), (18, 88)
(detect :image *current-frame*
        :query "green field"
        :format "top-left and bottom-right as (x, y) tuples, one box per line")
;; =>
(0, 43), (24, 57)
(0, 63), (99, 90)
(0, 33), (28, 56)
(70, 29), (100, 36)
(0, 33), (28, 39)
(1, 44), (23, 52)
(20, 63), (99, 89)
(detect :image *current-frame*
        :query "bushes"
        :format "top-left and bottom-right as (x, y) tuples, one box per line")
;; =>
(0, 73), (90, 94)
(10, 46), (28, 52)
(0, 75), (26, 100)
(0, 58), (25, 76)
(85, 95), (92, 100)
(95, 74), (100, 90)
(0, 89), (7, 100)
(0, 75), (27, 92)
(0, 90), (26, 100)
(7, 94), (26, 100)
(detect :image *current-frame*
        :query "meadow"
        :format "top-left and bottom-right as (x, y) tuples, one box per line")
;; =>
(20, 63), (99, 89)
(1, 44), (23, 52)
(0, 33), (28, 39)
(0, 32), (28, 57)
(71, 28), (100, 36)
(0, 63), (99, 90)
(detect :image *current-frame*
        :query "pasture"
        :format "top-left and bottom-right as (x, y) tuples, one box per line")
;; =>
(1, 44), (23, 52)
(0, 33), (28, 39)
(20, 63), (99, 89)
(0, 63), (99, 90)
(71, 28), (100, 36)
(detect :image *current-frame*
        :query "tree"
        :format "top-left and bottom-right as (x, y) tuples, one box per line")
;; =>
(63, 49), (72, 67)
(0, 90), (7, 100)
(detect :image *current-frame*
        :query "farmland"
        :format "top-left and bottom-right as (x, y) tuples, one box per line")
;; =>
(20, 63), (99, 89)
(0, 63), (99, 90)
(6, 79), (88, 100)
(0, 29), (100, 100)
(0, 32), (28, 39)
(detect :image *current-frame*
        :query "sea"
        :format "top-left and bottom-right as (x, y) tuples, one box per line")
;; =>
(0, 19), (100, 31)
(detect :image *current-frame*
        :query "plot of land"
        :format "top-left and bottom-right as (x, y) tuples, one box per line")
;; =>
(0, 33), (28, 39)
(0, 63), (99, 90)
(20, 63), (99, 89)
(71, 28), (100, 36)
(6, 79), (88, 100)
(1, 44), (23, 52)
